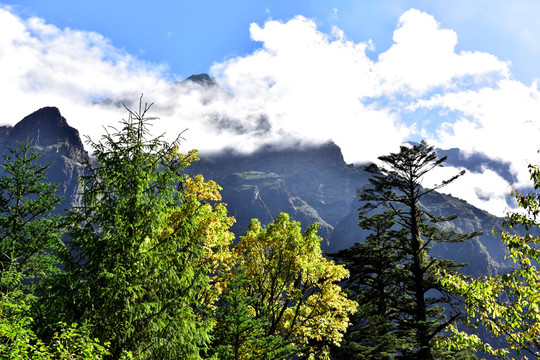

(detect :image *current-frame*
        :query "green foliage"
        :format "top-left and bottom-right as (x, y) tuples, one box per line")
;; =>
(45, 100), (234, 359)
(211, 213), (356, 359)
(331, 212), (411, 359)
(440, 162), (540, 359)
(0, 142), (107, 359)
(210, 270), (293, 360)
(0, 287), (109, 360)
(0, 138), (63, 294)
(334, 141), (479, 360)
(0, 271), (40, 359)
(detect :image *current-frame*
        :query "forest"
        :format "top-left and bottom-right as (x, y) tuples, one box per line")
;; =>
(2, 102), (540, 360)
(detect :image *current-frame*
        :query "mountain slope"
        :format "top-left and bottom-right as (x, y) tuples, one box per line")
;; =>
(2, 107), (513, 277)
(190, 143), (510, 275)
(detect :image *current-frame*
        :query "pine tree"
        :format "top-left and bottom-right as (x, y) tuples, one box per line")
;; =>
(334, 141), (480, 360)
(0, 139), (108, 359)
(331, 212), (410, 359)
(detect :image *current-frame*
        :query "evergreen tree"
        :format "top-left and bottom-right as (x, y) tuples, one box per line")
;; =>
(45, 99), (234, 359)
(334, 141), (480, 360)
(0, 138), (63, 294)
(209, 269), (293, 360)
(0, 140), (108, 359)
(331, 212), (411, 359)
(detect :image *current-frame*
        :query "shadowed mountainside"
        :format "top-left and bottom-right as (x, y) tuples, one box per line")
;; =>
(188, 143), (510, 275)
(2, 106), (513, 276)
(0, 107), (88, 213)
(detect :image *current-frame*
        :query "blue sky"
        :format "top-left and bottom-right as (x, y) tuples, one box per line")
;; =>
(5, 0), (540, 82)
(2, 1), (540, 216)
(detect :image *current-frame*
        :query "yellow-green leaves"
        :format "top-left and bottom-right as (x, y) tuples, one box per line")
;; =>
(219, 213), (356, 359)
(440, 162), (540, 358)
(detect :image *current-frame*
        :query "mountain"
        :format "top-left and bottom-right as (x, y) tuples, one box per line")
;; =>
(0, 107), (88, 212)
(189, 143), (510, 275)
(182, 73), (218, 87)
(188, 142), (361, 246)
(2, 106), (515, 277)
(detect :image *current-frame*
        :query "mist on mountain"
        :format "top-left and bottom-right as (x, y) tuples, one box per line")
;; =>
(0, 105), (518, 279)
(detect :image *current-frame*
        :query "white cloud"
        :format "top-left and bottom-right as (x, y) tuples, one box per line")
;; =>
(422, 165), (514, 217)
(0, 6), (535, 216)
(416, 79), (540, 192)
(208, 15), (410, 162)
(374, 9), (509, 95)
(0, 7), (172, 138)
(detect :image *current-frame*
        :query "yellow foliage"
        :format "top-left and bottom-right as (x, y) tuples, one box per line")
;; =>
(157, 172), (235, 306)
(184, 174), (223, 202)
(230, 213), (357, 358)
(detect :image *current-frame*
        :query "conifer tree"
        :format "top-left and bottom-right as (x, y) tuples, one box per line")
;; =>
(331, 211), (410, 359)
(0, 138), (63, 294)
(46, 99), (234, 359)
(334, 141), (480, 360)
(0, 139), (108, 359)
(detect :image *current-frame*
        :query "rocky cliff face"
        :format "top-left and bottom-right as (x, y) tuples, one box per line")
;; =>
(188, 142), (365, 242)
(7, 107), (84, 150)
(0, 107), (88, 212)
(219, 171), (334, 243)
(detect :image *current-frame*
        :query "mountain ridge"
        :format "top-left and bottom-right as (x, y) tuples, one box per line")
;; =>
(3, 105), (514, 276)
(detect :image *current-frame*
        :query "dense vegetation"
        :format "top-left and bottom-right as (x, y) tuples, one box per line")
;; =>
(440, 162), (540, 358)
(1, 102), (540, 359)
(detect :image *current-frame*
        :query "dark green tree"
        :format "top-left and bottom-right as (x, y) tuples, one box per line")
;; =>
(0, 139), (108, 359)
(45, 100), (234, 360)
(209, 268), (294, 360)
(331, 212), (411, 359)
(0, 138), (63, 294)
(334, 141), (480, 360)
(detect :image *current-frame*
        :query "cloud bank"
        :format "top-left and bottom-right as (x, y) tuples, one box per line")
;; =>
(1, 6), (539, 216)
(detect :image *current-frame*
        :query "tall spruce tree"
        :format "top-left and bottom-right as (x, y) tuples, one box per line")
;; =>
(45, 99), (234, 360)
(333, 141), (480, 360)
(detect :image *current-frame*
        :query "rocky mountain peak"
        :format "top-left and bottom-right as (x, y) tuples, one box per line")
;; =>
(11, 107), (84, 150)
(183, 73), (217, 87)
